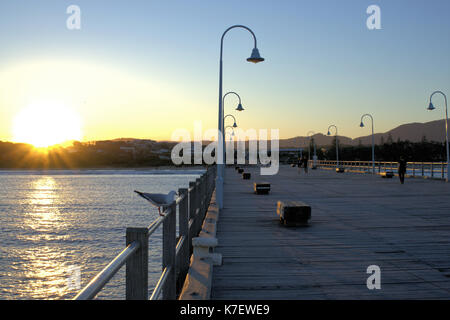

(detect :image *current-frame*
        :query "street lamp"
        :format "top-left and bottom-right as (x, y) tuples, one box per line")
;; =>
(360, 113), (375, 174)
(428, 91), (449, 182)
(327, 125), (339, 167)
(306, 131), (317, 168)
(216, 25), (264, 209)
(224, 114), (238, 128)
(223, 91), (244, 114)
(225, 126), (236, 140)
(223, 115), (238, 161)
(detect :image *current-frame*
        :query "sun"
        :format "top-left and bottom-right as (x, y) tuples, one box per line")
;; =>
(12, 102), (82, 148)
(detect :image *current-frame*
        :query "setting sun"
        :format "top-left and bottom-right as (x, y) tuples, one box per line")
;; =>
(12, 102), (82, 148)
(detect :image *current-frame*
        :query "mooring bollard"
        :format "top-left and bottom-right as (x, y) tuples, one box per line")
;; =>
(254, 182), (270, 195)
(380, 171), (394, 178)
(277, 201), (311, 226)
(242, 172), (251, 180)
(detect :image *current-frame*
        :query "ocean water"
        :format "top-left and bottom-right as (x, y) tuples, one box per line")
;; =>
(0, 169), (204, 300)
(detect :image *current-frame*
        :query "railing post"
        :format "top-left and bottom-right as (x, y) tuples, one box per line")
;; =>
(422, 162), (424, 177)
(442, 162), (445, 179)
(188, 181), (196, 252)
(195, 178), (201, 234)
(126, 228), (149, 300)
(431, 162), (434, 178)
(177, 188), (189, 293)
(189, 181), (196, 220)
(162, 202), (176, 300)
(202, 174), (207, 215)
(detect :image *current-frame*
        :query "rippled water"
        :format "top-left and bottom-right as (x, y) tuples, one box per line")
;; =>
(0, 170), (203, 300)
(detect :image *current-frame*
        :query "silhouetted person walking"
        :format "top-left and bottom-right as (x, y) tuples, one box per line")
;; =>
(398, 157), (407, 184)
(303, 156), (309, 173)
(297, 157), (303, 174)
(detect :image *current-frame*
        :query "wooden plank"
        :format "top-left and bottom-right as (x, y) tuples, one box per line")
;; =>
(211, 165), (450, 300)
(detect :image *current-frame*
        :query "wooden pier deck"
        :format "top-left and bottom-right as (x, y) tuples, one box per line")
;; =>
(211, 165), (450, 299)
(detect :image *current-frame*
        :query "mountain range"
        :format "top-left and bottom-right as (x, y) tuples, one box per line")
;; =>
(279, 119), (447, 149)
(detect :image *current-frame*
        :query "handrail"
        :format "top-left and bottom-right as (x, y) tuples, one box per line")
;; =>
(73, 241), (140, 300)
(315, 160), (448, 179)
(73, 165), (217, 300)
(150, 266), (172, 300)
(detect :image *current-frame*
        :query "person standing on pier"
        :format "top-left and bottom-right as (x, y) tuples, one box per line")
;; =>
(398, 157), (407, 184)
(297, 156), (303, 174)
(303, 156), (309, 174)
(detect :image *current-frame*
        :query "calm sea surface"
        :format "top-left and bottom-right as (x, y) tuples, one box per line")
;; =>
(0, 169), (204, 300)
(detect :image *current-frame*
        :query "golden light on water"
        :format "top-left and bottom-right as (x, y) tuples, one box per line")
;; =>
(18, 177), (71, 299)
(27, 177), (62, 230)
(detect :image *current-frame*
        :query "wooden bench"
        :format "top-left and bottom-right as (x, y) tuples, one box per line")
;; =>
(277, 201), (311, 226)
(336, 167), (345, 173)
(381, 171), (394, 178)
(242, 172), (251, 180)
(254, 182), (270, 195)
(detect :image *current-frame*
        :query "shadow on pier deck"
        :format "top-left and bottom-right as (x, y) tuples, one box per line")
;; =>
(211, 165), (450, 299)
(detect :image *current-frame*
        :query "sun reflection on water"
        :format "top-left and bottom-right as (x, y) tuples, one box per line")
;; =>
(18, 177), (71, 299)
(25, 177), (65, 232)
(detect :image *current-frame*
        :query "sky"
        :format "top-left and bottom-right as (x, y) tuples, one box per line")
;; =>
(0, 0), (449, 144)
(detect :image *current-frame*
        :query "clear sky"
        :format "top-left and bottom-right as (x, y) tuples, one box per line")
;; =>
(1, 0), (449, 144)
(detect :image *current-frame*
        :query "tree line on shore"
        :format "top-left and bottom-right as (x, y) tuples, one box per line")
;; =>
(315, 136), (447, 162)
(0, 135), (447, 169)
(0, 141), (175, 169)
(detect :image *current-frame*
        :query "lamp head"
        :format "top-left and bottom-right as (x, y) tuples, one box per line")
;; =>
(360, 122), (365, 128)
(236, 103), (244, 111)
(327, 131), (331, 136)
(427, 102), (435, 111)
(247, 48), (264, 63)
(233, 122), (237, 128)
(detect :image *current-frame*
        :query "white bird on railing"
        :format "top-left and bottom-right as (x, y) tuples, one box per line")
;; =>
(134, 190), (178, 216)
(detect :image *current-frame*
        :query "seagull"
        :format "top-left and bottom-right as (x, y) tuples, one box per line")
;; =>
(134, 190), (178, 216)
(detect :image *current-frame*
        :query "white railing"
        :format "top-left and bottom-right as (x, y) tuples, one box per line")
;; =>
(73, 165), (216, 300)
(316, 160), (448, 180)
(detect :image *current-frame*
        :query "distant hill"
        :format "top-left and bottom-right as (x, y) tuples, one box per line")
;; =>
(279, 119), (447, 148)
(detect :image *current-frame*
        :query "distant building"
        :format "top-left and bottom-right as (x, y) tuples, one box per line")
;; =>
(279, 148), (303, 164)
(153, 148), (170, 154)
(120, 146), (136, 159)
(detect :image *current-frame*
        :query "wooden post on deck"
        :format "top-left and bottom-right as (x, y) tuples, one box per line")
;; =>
(162, 202), (176, 300)
(126, 227), (149, 300)
(177, 188), (189, 292)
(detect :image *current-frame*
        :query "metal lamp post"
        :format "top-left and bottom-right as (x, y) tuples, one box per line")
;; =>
(360, 114), (375, 174)
(223, 115), (238, 162)
(216, 25), (264, 209)
(225, 126), (236, 141)
(428, 91), (449, 182)
(222, 93), (242, 165)
(224, 114), (238, 128)
(306, 131), (315, 161)
(327, 125), (339, 167)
